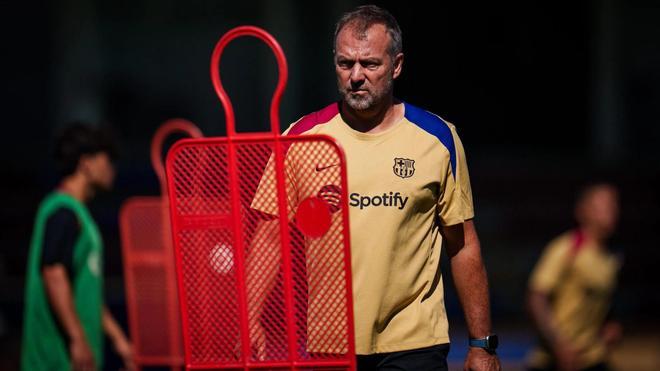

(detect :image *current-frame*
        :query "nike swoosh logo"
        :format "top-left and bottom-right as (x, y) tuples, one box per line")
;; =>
(315, 164), (339, 172)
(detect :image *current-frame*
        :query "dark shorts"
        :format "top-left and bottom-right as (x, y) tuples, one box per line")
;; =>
(356, 343), (450, 371)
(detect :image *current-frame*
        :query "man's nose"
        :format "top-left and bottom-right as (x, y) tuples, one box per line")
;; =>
(349, 64), (366, 84)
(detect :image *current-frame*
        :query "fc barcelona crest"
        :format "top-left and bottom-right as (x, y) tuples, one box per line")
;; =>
(393, 158), (415, 178)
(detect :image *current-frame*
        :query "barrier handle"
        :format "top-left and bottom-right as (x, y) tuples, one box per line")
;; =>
(210, 25), (288, 137)
(151, 118), (203, 194)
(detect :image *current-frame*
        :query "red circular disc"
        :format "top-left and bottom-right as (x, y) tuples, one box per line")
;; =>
(296, 196), (332, 238)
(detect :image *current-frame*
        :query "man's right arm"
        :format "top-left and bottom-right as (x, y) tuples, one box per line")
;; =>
(527, 290), (578, 371)
(526, 241), (577, 371)
(527, 290), (560, 344)
(527, 290), (567, 346)
(245, 217), (282, 358)
(245, 141), (301, 358)
(41, 209), (95, 370)
(246, 217), (282, 312)
(43, 265), (95, 370)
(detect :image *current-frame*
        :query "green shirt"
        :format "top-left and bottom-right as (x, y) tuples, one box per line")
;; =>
(22, 192), (104, 370)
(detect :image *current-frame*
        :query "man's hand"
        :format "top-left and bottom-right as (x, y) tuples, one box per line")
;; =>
(102, 306), (136, 371)
(112, 335), (136, 371)
(234, 321), (267, 361)
(463, 348), (501, 371)
(70, 336), (96, 371)
(250, 321), (267, 360)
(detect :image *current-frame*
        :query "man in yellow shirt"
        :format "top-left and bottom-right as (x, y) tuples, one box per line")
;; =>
(250, 5), (500, 370)
(526, 184), (622, 371)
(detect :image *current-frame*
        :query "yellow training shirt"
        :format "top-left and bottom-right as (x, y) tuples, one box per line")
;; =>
(252, 101), (474, 354)
(527, 231), (621, 369)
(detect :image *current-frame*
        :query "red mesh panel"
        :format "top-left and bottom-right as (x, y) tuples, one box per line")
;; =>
(131, 264), (170, 354)
(119, 119), (202, 370)
(120, 198), (183, 367)
(166, 135), (355, 370)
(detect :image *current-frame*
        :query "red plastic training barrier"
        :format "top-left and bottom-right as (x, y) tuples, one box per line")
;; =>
(165, 26), (356, 370)
(120, 119), (203, 370)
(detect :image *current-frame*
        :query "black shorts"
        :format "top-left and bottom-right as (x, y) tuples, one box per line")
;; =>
(356, 344), (450, 371)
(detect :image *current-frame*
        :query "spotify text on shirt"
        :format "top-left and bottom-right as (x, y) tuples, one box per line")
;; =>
(349, 192), (409, 210)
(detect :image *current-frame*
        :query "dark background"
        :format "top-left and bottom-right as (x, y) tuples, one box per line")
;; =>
(1, 0), (659, 369)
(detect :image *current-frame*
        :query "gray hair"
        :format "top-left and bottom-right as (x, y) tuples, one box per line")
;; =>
(333, 5), (403, 57)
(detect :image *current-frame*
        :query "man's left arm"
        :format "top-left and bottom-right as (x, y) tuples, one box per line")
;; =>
(442, 219), (501, 371)
(102, 305), (136, 371)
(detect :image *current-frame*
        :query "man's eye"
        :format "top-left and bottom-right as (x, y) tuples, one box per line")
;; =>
(338, 61), (352, 69)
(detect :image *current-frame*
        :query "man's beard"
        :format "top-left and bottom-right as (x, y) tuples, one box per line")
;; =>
(339, 76), (393, 111)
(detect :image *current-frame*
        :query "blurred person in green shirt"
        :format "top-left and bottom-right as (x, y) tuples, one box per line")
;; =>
(22, 124), (135, 371)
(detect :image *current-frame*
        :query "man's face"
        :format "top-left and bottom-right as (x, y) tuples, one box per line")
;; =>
(80, 152), (115, 191)
(577, 186), (620, 237)
(335, 23), (403, 111)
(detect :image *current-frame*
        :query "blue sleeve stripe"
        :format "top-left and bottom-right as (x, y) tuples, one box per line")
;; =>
(403, 102), (457, 179)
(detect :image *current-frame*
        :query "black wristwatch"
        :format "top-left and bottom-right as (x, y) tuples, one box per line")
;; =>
(469, 334), (499, 354)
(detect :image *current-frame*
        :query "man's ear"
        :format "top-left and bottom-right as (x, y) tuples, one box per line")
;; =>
(392, 53), (404, 80)
(77, 154), (93, 177)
